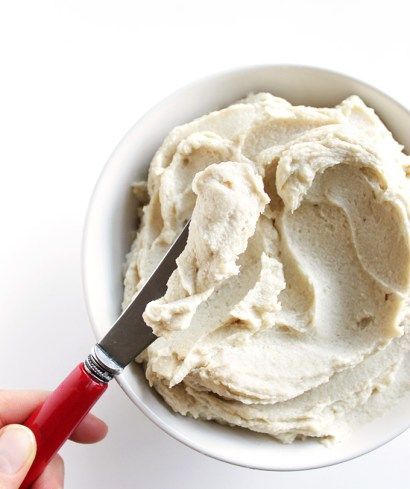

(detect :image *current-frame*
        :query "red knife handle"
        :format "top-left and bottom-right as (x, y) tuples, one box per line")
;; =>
(21, 363), (108, 489)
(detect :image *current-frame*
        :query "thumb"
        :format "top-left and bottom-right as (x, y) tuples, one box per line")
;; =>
(0, 425), (36, 489)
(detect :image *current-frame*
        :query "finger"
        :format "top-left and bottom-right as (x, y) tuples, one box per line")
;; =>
(69, 413), (108, 444)
(0, 424), (36, 489)
(32, 454), (64, 489)
(0, 390), (48, 428)
(0, 390), (107, 444)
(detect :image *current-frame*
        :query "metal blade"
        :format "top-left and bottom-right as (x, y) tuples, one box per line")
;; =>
(98, 221), (190, 368)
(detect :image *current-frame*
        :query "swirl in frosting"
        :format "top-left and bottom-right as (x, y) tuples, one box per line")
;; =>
(123, 94), (410, 442)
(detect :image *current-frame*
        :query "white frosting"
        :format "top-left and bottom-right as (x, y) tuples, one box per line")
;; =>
(123, 94), (410, 442)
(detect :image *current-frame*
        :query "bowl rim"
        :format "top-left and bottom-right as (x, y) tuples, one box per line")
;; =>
(82, 63), (410, 471)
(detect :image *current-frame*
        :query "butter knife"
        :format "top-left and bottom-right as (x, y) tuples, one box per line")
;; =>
(21, 221), (190, 488)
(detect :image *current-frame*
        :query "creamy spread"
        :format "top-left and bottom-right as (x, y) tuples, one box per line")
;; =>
(123, 94), (410, 442)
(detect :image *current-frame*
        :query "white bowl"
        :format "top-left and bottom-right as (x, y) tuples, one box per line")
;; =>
(82, 65), (410, 471)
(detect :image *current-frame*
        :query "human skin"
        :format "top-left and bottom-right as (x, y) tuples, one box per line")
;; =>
(0, 390), (107, 489)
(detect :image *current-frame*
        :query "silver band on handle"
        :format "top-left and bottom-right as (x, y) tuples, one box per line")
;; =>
(84, 344), (123, 383)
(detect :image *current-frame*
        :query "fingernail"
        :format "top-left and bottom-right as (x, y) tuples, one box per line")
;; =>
(0, 425), (36, 474)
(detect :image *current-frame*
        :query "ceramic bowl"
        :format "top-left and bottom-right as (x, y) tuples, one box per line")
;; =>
(82, 65), (410, 470)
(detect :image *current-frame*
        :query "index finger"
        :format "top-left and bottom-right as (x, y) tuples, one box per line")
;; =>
(0, 390), (107, 443)
(0, 390), (48, 428)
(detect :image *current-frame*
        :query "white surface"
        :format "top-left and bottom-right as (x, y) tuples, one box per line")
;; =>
(83, 65), (410, 471)
(0, 0), (409, 487)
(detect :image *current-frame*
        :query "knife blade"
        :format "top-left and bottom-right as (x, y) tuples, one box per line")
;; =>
(98, 219), (190, 367)
(21, 220), (190, 488)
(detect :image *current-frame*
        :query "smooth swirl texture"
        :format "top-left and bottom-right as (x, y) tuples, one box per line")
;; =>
(123, 94), (410, 442)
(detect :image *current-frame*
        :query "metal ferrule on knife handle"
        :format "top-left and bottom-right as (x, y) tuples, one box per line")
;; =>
(84, 344), (124, 383)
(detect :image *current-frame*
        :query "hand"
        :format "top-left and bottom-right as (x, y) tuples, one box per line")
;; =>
(0, 390), (107, 489)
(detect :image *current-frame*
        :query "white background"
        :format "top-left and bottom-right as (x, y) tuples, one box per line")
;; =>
(0, 1), (409, 487)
